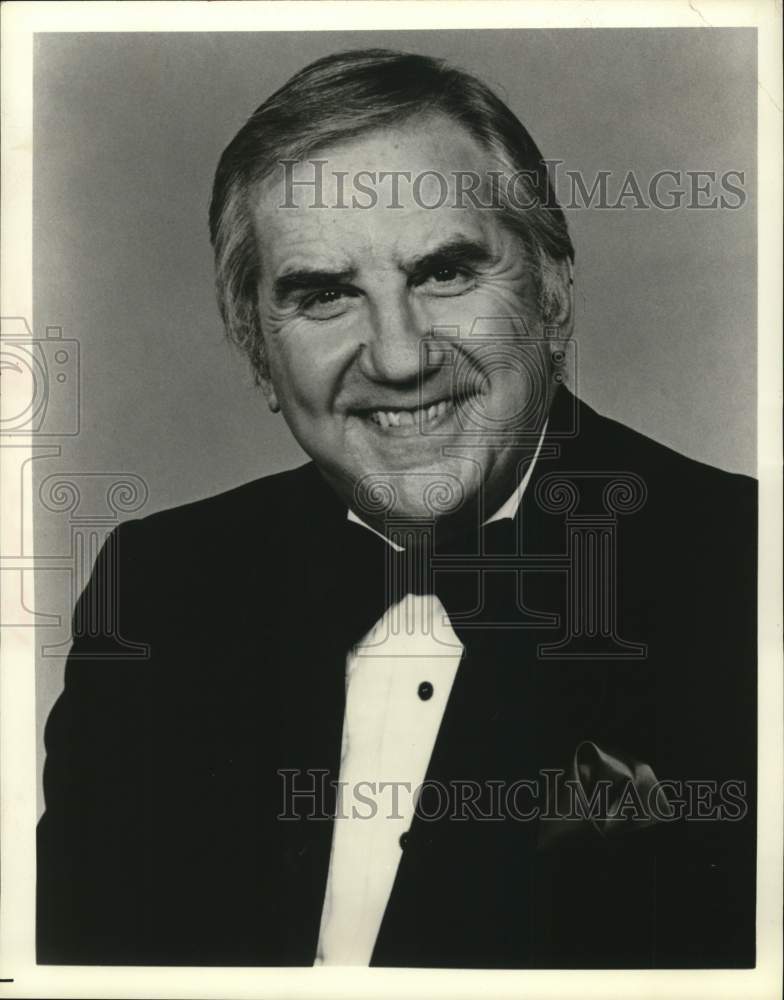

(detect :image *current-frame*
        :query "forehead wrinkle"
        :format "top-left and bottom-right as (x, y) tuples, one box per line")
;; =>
(360, 207), (496, 271)
(258, 218), (356, 281)
(275, 249), (355, 279)
(256, 170), (509, 285)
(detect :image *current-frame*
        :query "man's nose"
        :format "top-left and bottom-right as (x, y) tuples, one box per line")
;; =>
(359, 290), (429, 384)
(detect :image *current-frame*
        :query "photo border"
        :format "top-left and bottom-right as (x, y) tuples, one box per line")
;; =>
(2, 3), (781, 998)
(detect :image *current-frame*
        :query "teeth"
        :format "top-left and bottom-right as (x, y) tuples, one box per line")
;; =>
(368, 399), (452, 428)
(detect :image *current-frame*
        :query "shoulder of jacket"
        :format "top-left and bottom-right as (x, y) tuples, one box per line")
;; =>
(574, 395), (756, 498)
(108, 461), (328, 566)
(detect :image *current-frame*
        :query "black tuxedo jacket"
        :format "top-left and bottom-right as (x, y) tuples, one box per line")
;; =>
(37, 391), (757, 968)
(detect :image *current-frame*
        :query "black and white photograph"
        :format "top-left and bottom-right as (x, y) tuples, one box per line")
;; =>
(1, 2), (781, 998)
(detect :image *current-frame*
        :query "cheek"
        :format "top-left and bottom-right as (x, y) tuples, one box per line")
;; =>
(477, 343), (551, 431)
(265, 341), (320, 418)
(265, 322), (352, 421)
(422, 283), (539, 338)
(474, 279), (539, 324)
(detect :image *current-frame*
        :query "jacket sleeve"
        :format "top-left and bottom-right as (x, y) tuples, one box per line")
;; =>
(37, 518), (155, 964)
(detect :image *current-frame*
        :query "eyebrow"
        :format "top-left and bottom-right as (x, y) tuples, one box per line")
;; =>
(271, 237), (497, 304)
(407, 237), (498, 277)
(273, 266), (357, 304)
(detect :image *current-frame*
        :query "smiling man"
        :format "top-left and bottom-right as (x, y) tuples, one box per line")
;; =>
(37, 49), (757, 969)
(249, 120), (570, 529)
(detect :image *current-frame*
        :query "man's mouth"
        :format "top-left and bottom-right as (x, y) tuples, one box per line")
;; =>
(348, 384), (489, 436)
(367, 398), (452, 428)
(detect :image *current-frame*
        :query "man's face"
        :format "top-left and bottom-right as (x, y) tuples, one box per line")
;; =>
(252, 116), (571, 527)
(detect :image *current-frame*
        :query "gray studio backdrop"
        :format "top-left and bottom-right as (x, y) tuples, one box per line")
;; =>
(33, 29), (757, 812)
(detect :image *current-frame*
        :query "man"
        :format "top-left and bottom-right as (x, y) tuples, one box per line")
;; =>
(37, 49), (756, 968)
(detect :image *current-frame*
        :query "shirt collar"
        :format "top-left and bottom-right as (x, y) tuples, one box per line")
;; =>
(483, 418), (548, 523)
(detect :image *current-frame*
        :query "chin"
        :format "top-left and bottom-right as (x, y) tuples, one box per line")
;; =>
(349, 460), (483, 527)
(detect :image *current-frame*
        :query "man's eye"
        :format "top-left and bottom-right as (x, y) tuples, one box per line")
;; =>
(417, 264), (475, 295)
(313, 289), (344, 305)
(301, 288), (357, 319)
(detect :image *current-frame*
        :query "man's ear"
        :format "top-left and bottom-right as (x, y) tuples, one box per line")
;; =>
(543, 257), (574, 346)
(260, 375), (281, 414)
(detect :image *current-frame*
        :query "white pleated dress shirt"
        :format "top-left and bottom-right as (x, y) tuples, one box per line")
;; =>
(315, 433), (546, 966)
